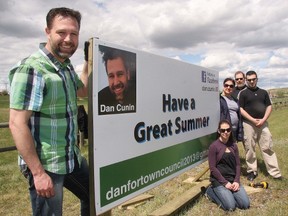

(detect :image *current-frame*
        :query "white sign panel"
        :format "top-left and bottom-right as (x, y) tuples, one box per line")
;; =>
(91, 38), (219, 213)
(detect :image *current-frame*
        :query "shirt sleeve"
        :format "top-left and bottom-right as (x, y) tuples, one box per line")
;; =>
(75, 73), (84, 90)
(238, 90), (244, 108)
(263, 90), (272, 107)
(68, 63), (84, 90)
(9, 64), (45, 111)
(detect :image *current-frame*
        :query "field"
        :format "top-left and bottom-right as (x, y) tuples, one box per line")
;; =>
(0, 94), (287, 216)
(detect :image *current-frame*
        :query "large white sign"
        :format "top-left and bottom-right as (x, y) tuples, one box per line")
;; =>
(91, 38), (219, 214)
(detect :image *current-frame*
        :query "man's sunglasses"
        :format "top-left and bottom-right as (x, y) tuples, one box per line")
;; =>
(247, 78), (257, 82)
(219, 128), (231, 133)
(235, 78), (244, 81)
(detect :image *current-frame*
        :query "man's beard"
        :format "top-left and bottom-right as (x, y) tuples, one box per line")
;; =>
(115, 94), (124, 103)
(52, 42), (77, 60)
(238, 83), (245, 88)
(111, 82), (126, 103)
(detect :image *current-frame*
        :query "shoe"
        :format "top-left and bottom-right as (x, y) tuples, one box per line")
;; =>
(201, 186), (211, 201)
(247, 172), (257, 181)
(273, 176), (283, 181)
(200, 186), (207, 195)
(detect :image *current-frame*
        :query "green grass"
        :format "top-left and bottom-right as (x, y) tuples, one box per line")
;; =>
(0, 96), (13, 150)
(268, 108), (288, 140)
(1, 95), (288, 216)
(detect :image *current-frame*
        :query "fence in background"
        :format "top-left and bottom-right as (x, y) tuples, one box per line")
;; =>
(0, 122), (85, 153)
(0, 122), (16, 152)
(273, 99), (288, 109)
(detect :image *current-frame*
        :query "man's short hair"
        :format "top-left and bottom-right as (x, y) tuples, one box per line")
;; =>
(223, 77), (235, 86)
(246, 70), (257, 77)
(234, 71), (245, 79)
(46, 7), (82, 30)
(100, 46), (130, 73)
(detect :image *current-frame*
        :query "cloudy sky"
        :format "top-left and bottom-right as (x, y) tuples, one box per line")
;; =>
(1, 0), (288, 91)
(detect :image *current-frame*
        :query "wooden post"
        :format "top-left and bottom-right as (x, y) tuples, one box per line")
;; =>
(87, 37), (97, 216)
(191, 166), (209, 182)
(79, 131), (84, 148)
(149, 180), (211, 216)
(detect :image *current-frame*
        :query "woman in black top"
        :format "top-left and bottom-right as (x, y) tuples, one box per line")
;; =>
(205, 119), (250, 211)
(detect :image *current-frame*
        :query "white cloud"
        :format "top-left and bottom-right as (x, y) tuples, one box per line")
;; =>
(268, 48), (288, 67)
(1, 0), (288, 90)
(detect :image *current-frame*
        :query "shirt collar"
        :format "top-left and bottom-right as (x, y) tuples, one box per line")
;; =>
(39, 43), (72, 71)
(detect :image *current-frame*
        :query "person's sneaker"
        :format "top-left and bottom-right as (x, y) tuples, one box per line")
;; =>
(273, 176), (283, 181)
(201, 186), (212, 201)
(247, 172), (257, 181)
(200, 186), (207, 194)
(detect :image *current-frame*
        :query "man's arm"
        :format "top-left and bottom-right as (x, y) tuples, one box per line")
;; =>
(240, 107), (258, 125)
(9, 109), (55, 198)
(263, 105), (272, 122)
(256, 105), (272, 127)
(77, 41), (90, 98)
(77, 61), (88, 97)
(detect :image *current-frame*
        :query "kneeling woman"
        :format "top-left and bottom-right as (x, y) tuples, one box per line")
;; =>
(206, 119), (250, 211)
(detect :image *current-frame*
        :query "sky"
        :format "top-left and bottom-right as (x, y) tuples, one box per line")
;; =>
(1, 0), (288, 91)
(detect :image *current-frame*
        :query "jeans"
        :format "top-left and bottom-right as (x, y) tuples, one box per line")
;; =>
(26, 156), (90, 216)
(206, 184), (250, 211)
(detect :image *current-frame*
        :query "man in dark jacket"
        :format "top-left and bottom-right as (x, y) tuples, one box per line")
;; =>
(231, 71), (246, 100)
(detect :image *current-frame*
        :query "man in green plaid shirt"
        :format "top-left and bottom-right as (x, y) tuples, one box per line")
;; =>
(9, 7), (89, 215)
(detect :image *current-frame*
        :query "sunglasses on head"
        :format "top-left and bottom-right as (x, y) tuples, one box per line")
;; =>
(219, 128), (231, 133)
(224, 84), (234, 88)
(247, 78), (257, 82)
(235, 78), (244, 81)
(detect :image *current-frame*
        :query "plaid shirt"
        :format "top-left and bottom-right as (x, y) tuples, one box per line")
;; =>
(9, 43), (84, 174)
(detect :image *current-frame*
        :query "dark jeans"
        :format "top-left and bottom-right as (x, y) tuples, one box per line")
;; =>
(25, 156), (89, 216)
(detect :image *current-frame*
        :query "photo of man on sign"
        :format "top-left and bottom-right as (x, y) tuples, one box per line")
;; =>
(98, 45), (136, 115)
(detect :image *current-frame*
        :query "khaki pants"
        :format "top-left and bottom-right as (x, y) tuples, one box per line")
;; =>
(243, 121), (281, 178)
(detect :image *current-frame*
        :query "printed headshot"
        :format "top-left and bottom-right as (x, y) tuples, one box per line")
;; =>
(98, 45), (137, 115)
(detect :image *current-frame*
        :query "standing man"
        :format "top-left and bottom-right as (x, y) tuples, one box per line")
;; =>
(9, 7), (90, 215)
(238, 71), (282, 181)
(231, 71), (246, 100)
